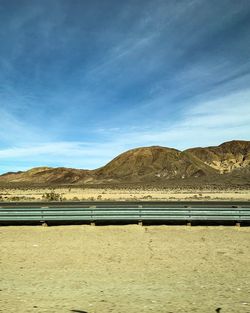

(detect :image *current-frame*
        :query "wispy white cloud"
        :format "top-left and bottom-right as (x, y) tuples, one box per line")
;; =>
(0, 109), (38, 144)
(0, 88), (249, 173)
(0, 140), (126, 172)
(116, 88), (250, 148)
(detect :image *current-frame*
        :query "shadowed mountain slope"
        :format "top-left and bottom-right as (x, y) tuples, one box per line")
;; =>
(0, 140), (249, 185)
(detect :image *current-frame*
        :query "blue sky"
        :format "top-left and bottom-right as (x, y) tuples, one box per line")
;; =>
(0, 0), (250, 173)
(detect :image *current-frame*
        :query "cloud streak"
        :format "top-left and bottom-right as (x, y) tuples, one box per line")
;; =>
(0, 88), (249, 173)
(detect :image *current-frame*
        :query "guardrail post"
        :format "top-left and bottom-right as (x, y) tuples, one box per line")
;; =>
(90, 206), (96, 225)
(187, 207), (192, 226)
(138, 206), (143, 225)
(236, 208), (241, 227)
(40, 208), (48, 226)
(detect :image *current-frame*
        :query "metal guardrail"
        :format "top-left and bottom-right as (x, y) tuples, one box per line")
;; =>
(0, 206), (250, 222)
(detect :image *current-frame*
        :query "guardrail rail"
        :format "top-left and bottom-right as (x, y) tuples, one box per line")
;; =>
(0, 203), (250, 224)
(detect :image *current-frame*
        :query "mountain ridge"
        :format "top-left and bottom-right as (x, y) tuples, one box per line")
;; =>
(0, 140), (249, 186)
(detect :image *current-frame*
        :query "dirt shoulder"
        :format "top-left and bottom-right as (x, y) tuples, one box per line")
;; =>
(1, 225), (250, 313)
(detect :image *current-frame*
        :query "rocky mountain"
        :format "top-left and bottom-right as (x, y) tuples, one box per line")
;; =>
(94, 146), (217, 182)
(187, 140), (250, 173)
(0, 140), (249, 185)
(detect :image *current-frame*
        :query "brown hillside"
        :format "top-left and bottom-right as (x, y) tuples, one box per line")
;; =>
(94, 146), (217, 182)
(0, 167), (90, 184)
(0, 140), (249, 185)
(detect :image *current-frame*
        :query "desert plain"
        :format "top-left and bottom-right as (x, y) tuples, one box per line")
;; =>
(0, 186), (250, 201)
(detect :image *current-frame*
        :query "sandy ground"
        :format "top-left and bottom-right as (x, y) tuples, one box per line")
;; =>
(0, 187), (250, 201)
(0, 225), (250, 313)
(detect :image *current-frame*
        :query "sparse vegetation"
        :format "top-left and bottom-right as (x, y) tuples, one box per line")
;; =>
(42, 190), (62, 201)
(142, 195), (153, 199)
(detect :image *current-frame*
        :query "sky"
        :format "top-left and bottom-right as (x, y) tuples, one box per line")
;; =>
(0, 0), (250, 173)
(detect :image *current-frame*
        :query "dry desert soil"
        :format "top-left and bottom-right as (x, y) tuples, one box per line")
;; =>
(0, 187), (250, 201)
(0, 225), (250, 313)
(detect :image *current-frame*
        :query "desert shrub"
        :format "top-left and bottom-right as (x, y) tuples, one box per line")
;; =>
(42, 191), (62, 201)
(9, 196), (21, 201)
(142, 195), (152, 199)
